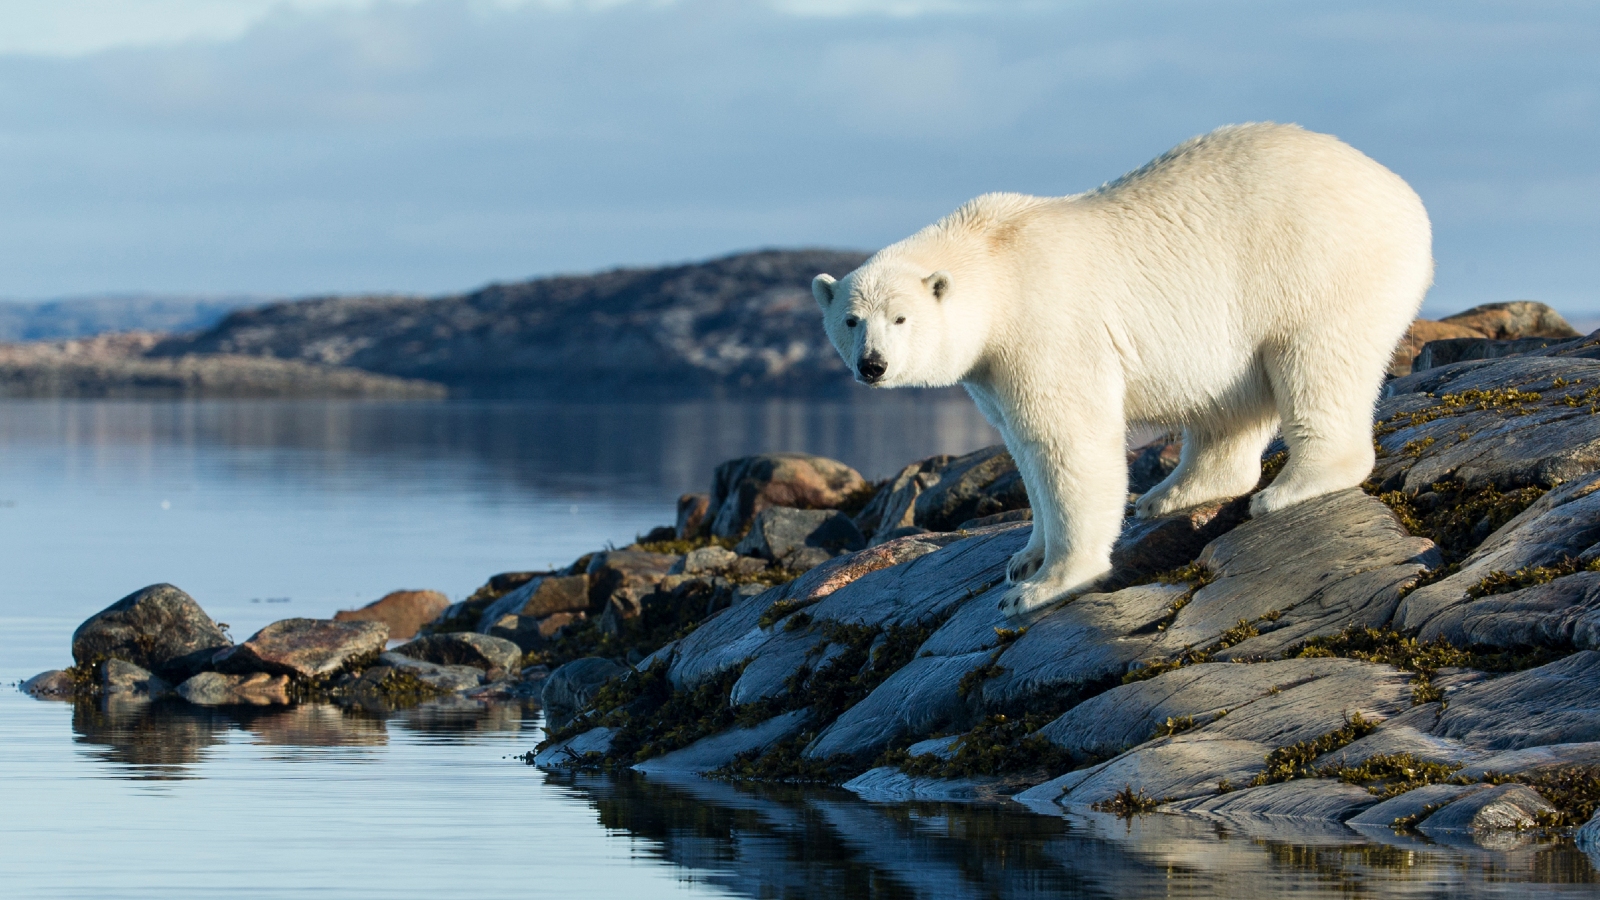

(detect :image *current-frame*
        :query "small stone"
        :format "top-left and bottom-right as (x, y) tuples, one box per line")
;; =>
(214, 618), (388, 680)
(101, 659), (172, 696)
(376, 652), (485, 692)
(734, 506), (865, 569)
(21, 669), (76, 699)
(333, 589), (450, 640)
(176, 671), (291, 706)
(672, 545), (738, 575)
(71, 583), (231, 680)
(390, 632), (522, 677)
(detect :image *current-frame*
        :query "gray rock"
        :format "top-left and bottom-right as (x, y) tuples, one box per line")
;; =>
(1157, 490), (1439, 660)
(911, 444), (1028, 532)
(391, 632), (523, 677)
(670, 545), (738, 575)
(1420, 571), (1600, 651)
(1128, 440), (1182, 494)
(586, 550), (679, 622)
(71, 583), (231, 680)
(1315, 721), (1484, 770)
(841, 767), (1012, 803)
(476, 574), (589, 632)
(633, 709), (811, 775)
(1576, 808), (1600, 858)
(1049, 737), (1272, 807)
(1168, 779), (1379, 823)
(1038, 659), (1412, 761)
(675, 492), (711, 540)
(534, 726), (617, 768)
(804, 651), (991, 761)
(1426, 651), (1600, 750)
(728, 629), (828, 706)
(541, 657), (629, 726)
(20, 669), (76, 699)
(1415, 336), (1572, 371)
(1346, 783), (1491, 828)
(1456, 741), (1600, 781)
(907, 735), (959, 760)
(101, 659), (171, 696)
(854, 454), (951, 541)
(1416, 783), (1555, 834)
(175, 671), (291, 706)
(213, 617), (388, 680)
(375, 652), (486, 692)
(734, 506), (865, 570)
(708, 453), (868, 540)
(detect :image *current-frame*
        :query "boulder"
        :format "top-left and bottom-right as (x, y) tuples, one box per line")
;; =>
(586, 550), (679, 621)
(213, 618), (388, 680)
(1415, 783), (1556, 835)
(488, 611), (587, 649)
(675, 493), (712, 539)
(1390, 319), (1490, 376)
(101, 659), (172, 696)
(708, 453), (868, 539)
(734, 507), (866, 570)
(390, 632), (523, 678)
(476, 575), (588, 632)
(333, 589), (450, 640)
(175, 671), (291, 706)
(670, 545), (738, 575)
(375, 653), (486, 692)
(853, 454), (952, 540)
(911, 445), (1029, 532)
(541, 657), (629, 727)
(1440, 301), (1581, 341)
(21, 669), (76, 699)
(71, 583), (230, 680)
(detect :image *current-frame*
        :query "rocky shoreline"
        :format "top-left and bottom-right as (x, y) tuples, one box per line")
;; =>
(20, 311), (1600, 854)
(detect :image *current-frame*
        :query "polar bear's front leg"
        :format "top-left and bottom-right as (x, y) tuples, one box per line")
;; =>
(997, 409), (1127, 617)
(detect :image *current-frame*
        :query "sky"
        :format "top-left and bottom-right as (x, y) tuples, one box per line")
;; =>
(0, 0), (1596, 320)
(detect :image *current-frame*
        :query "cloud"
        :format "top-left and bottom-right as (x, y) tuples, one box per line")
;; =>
(0, 0), (1595, 319)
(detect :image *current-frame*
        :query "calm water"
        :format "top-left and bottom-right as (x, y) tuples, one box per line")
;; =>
(2, 397), (1596, 899)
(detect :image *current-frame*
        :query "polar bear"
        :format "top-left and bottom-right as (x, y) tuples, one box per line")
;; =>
(812, 123), (1432, 616)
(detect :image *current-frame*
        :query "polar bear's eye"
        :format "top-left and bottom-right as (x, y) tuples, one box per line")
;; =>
(845, 317), (858, 328)
(894, 316), (906, 325)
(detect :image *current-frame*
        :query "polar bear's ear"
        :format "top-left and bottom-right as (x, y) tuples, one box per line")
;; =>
(812, 274), (837, 309)
(923, 271), (951, 301)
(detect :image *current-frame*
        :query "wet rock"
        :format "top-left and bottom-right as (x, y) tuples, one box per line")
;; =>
(542, 657), (629, 727)
(71, 583), (230, 680)
(391, 632), (522, 678)
(175, 671), (291, 706)
(333, 589), (450, 641)
(533, 726), (616, 768)
(1416, 783), (1555, 835)
(101, 659), (172, 696)
(375, 652), (486, 692)
(1346, 783), (1491, 829)
(854, 454), (952, 540)
(1168, 779), (1379, 823)
(912, 445), (1028, 532)
(1161, 490), (1438, 660)
(670, 545), (738, 575)
(1399, 473), (1600, 634)
(21, 669), (76, 699)
(842, 768), (1013, 803)
(708, 453), (868, 539)
(587, 550), (679, 622)
(734, 507), (865, 570)
(213, 618), (388, 680)
(675, 492), (712, 539)
(634, 709), (811, 775)
(1026, 738), (1271, 808)
(804, 651), (992, 761)
(1577, 808), (1600, 857)
(1036, 659), (1413, 761)
(477, 574), (591, 632)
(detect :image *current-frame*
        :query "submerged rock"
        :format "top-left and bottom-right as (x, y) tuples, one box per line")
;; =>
(101, 659), (172, 697)
(176, 671), (291, 706)
(333, 589), (450, 641)
(21, 669), (76, 699)
(214, 618), (388, 680)
(391, 632), (522, 678)
(375, 653), (485, 693)
(71, 583), (230, 680)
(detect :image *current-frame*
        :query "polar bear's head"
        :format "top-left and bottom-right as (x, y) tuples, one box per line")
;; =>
(812, 258), (985, 389)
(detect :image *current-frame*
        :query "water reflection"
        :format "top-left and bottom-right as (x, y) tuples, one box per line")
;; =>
(70, 694), (535, 778)
(551, 772), (1600, 900)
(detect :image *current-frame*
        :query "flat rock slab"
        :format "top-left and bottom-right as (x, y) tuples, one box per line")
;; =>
(1158, 490), (1439, 660)
(1427, 651), (1600, 750)
(21, 669), (76, 699)
(1400, 473), (1600, 633)
(1421, 571), (1600, 651)
(1346, 783), (1490, 828)
(1456, 741), (1600, 780)
(176, 671), (291, 706)
(804, 651), (991, 760)
(71, 583), (230, 680)
(633, 709), (810, 775)
(391, 632), (522, 676)
(1045, 737), (1271, 808)
(534, 727), (617, 769)
(377, 652), (486, 692)
(1168, 779), (1379, 823)
(334, 589), (449, 641)
(1416, 783), (1555, 835)
(1039, 659), (1412, 761)
(215, 617), (388, 680)
(842, 767), (1013, 803)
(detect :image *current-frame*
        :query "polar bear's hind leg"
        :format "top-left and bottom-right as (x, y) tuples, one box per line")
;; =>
(1251, 343), (1383, 516)
(1135, 411), (1278, 518)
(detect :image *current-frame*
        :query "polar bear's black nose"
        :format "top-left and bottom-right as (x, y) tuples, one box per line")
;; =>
(858, 355), (887, 383)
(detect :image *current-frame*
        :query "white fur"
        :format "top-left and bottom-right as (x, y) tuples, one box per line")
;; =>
(813, 123), (1433, 616)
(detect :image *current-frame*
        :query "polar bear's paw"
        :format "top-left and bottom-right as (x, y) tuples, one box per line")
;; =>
(997, 565), (1110, 618)
(1006, 544), (1044, 583)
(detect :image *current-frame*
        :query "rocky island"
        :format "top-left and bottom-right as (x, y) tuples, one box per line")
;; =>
(20, 304), (1600, 854)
